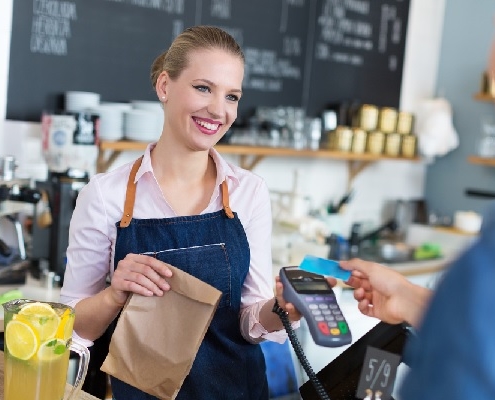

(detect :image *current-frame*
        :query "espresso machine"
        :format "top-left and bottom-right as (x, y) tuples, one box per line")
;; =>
(0, 179), (41, 284)
(31, 168), (88, 284)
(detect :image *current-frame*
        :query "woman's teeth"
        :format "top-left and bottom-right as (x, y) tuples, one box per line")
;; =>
(195, 119), (219, 130)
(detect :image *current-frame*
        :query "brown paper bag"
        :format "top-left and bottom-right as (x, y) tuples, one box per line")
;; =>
(101, 265), (222, 399)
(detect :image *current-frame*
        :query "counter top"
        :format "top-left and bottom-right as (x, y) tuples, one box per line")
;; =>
(274, 224), (477, 293)
(0, 351), (98, 400)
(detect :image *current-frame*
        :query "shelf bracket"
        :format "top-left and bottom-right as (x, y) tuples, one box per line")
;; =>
(347, 160), (373, 189)
(239, 154), (265, 170)
(97, 150), (122, 173)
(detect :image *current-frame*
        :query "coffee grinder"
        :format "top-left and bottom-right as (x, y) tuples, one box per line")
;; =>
(31, 169), (88, 284)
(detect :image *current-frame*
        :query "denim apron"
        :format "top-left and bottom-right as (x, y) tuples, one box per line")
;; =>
(111, 157), (268, 400)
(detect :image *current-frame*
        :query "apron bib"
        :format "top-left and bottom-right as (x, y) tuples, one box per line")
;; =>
(111, 157), (268, 400)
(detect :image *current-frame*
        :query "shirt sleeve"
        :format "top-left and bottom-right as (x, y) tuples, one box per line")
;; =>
(237, 177), (297, 343)
(239, 298), (300, 344)
(60, 176), (113, 344)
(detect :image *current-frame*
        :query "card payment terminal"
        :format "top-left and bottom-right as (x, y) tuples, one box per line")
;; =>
(279, 266), (352, 347)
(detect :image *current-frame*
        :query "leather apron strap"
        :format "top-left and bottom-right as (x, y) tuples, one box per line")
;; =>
(119, 156), (234, 227)
(221, 180), (234, 219)
(119, 156), (143, 228)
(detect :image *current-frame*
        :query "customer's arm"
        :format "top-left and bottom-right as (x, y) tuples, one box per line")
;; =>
(340, 259), (432, 328)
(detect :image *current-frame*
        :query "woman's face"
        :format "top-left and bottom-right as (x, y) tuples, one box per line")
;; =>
(162, 48), (244, 151)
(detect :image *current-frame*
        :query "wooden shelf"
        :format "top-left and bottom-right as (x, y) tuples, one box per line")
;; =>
(97, 140), (421, 187)
(473, 92), (495, 102)
(468, 155), (495, 166)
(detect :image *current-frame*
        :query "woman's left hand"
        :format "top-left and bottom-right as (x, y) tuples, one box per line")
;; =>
(272, 276), (297, 322)
(274, 275), (338, 323)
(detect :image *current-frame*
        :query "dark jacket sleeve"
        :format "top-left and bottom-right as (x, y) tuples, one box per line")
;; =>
(399, 201), (495, 399)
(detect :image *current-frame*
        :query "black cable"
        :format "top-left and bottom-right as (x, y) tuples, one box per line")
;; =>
(272, 298), (331, 400)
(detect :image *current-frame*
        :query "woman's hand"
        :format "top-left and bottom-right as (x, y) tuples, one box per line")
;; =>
(109, 253), (173, 307)
(274, 275), (337, 323)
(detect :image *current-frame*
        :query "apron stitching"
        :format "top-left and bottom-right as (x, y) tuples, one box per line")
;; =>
(220, 243), (232, 302)
(129, 213), (229, 225)
(141, 243), (226, 255)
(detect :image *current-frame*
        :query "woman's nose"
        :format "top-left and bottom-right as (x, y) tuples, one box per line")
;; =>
(206, 95), (225, 118)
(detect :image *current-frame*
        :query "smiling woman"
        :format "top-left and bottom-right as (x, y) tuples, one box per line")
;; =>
(60, 25), (302, 400)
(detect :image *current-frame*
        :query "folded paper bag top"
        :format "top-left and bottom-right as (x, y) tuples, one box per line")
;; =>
(101, 264), (222, 399)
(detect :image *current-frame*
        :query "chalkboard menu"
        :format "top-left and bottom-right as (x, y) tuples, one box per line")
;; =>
(7, 0), (410, 122)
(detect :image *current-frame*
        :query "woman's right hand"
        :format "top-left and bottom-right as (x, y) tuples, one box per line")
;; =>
(109, 253), (173, 307)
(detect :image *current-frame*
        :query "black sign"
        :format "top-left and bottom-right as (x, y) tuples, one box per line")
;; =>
(356, 346), (402, 400)
(7, 0), (410, 122)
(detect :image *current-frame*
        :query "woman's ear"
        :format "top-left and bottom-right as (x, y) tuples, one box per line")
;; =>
(156, 71), (169, 102)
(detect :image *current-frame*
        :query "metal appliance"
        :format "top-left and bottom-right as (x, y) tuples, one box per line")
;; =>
(0, 180), (41, 284)
(31, 169), (88, 283)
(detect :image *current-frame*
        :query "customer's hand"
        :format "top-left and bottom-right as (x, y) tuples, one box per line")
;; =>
(110, 253), (173, 307)
(340, 258), (432, 328)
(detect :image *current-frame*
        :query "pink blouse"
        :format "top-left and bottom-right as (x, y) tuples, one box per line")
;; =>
(60, 144), (290, 345)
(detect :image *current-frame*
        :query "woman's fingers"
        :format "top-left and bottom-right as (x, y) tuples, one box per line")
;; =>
(113, 254), (174, 296)
(274, 277), (302, 321)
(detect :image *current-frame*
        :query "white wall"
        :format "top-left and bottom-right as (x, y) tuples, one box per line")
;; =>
(0, 0), (446, 231)
(0, 0), (12, 134)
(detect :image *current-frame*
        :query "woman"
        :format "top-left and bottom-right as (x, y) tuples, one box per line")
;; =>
(61, 26), (301, 399)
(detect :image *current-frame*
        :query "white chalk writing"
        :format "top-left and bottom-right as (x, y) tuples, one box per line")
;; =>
(243, 47), (301, 91)
(315, 0), (404, 69)
(33, 0), (77, 19)
(210, 0), (231, 19)
(30, 0), (77, 56)
(105, 0), (185, 13)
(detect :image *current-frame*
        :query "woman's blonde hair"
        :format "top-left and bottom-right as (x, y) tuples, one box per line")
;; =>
(150, 25), (244, 88)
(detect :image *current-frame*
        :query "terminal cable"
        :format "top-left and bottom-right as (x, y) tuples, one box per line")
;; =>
(272, 298), (331, 400)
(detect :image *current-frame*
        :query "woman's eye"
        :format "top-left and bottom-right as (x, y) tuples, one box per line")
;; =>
(193, 85), (210, 93)
(226, 94), (239, 102)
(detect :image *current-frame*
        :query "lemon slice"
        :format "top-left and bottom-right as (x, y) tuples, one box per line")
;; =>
(55, 308), (74, 341)
(5, 320), (39, 360)
(18, 302), (60, 341)
(37, 338), (68, 361)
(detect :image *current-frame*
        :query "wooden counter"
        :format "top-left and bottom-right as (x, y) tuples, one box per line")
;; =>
(0, 351), (99, 400)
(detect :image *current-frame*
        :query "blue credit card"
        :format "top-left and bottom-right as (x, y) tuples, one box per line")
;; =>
(299, 255), (351, 281)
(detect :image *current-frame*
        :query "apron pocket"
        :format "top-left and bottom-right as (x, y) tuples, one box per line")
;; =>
(148, 243), (231, 309)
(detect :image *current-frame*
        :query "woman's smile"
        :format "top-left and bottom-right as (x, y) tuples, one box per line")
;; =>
(192, 116), (221, 135)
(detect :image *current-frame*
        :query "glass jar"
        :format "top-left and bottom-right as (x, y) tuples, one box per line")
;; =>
(384, 133), (402, 156)
(378, 107), (398, 134)
(396, 111), (414, 135)
(367, 130), (385, 154)
(333, 126), (353, 152)
(351, 128), (367, 153)
(358, 104), (379, 131)
(478, 115), (495, 158)
(401, 135), (417, 158)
